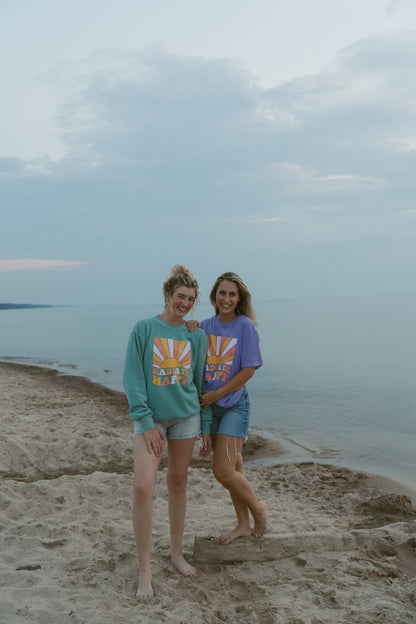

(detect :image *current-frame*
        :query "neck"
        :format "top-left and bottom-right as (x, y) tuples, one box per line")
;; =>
(158, 310), (184, 325)
(218, 311), (237, 323)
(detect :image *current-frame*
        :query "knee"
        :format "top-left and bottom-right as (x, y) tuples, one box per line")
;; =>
(167, 470), (188, 493)
(133, 477), (155, 504)
(213, 464), (234, 487)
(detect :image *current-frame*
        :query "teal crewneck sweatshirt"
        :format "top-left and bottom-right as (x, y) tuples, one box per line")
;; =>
(123, 316), (211, 434)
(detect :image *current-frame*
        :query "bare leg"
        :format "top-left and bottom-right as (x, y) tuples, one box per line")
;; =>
(213, 434), (267, 545)
(132, 434), (164, 600)
(167, 437), (197, 577)
(218, 446), (251, 544)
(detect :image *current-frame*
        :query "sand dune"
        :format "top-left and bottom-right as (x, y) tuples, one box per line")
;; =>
(1, 362), (416, 624)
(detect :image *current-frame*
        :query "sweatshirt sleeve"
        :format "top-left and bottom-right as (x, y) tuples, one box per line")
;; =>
(122, 326), (155, 431)
(193, 330), (212, 434)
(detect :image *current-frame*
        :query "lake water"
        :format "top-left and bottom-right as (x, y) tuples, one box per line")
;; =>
(1, 295), (415, 490)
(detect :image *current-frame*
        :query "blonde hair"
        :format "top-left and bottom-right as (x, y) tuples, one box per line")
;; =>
(163, 264), (199, 300)
(209, 272), (257, 325)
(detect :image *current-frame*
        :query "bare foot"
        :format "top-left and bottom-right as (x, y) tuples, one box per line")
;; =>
(136, 573), (154, 601)
(252, 501), (267, 538)
(171, 554), (197, 578)
(219, 524), (253, 545)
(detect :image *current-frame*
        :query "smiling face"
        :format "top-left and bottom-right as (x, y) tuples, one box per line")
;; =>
(163, 286), (197, 324)
(215, 280), (240, 322)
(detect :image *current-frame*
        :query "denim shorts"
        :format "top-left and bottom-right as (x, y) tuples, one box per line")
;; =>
(211, 389), (250, 438)
(133, 412), (201, 440)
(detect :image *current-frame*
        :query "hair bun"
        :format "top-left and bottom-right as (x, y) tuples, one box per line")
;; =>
(170, 264), (192, 277)
(163, 265), (199, 298)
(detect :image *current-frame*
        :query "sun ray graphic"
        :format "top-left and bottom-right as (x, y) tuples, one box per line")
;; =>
(153, 338), (191, 369)
(206, 335), (237, 366)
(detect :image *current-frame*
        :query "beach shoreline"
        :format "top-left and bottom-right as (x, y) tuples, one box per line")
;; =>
(1, 357), (414, 494)
(1, 361), (416, 623)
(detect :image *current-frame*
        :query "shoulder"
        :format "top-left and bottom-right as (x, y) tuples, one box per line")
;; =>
(236, 315), (257, 330)
(201, 315), (217, 330)
(236, 314), (253, 325)
(131, 316), (157, 336)
(236, 315), (260, 339)
(189, 326), (208, 345)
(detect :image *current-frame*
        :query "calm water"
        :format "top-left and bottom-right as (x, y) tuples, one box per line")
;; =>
(1, 295), (415, 490)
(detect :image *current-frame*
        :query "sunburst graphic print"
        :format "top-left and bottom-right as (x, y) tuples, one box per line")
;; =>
(153, 338), (191, 370)
(206, 335), (237, 367)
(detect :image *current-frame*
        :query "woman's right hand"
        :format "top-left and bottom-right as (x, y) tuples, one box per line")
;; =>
(143, 426), (165, 457)
(185, 319), (201, 332)
(199, 390), (220, 408)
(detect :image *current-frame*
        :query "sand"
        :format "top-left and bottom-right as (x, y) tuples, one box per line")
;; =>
(1, 361), (416, 624)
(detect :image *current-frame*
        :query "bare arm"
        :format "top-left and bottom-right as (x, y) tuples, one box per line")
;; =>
(199, 366), (256, 408)
(186, 319), (201, 332)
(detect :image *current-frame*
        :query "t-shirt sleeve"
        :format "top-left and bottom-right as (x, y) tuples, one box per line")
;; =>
(241, 320), (263, 369)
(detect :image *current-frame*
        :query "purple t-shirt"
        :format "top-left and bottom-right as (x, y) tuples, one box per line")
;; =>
(200, 314), (263, 408)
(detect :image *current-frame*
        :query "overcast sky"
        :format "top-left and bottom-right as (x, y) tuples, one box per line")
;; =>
(1, 0), (416, 305)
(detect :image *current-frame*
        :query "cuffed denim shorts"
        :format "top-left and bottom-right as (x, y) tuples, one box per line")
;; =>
(133, 412), (201, 440)
(211, 389), (250, 438)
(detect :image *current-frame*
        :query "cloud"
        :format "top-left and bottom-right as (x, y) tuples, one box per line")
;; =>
(2, 34), (416, 301)
(249, 217), (290, 223)
(385, 0), (402, 16)
(381, 135), (416, 153)
(7, 36), (416, 178)
(0, 259), (90, 272)
(271, 163), (384, 196)
(0, 157), (27, 176)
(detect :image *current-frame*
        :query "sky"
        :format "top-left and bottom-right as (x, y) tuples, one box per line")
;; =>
(1, 0), (416, 305)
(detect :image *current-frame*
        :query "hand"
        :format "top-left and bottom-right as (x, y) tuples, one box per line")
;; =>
(199, 433), (212, 458)
(143, 426), (165, 457)
(199, 390), (219, 408)
(186, 319), (201, 332)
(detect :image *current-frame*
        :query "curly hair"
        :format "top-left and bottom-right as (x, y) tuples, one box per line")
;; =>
(163, 264), (199, 300)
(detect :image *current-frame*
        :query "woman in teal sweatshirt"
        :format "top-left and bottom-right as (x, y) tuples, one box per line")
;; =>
(123, 265), (211, 601)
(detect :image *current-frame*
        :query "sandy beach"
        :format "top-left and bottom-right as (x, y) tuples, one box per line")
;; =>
(1, 362), (416, 624)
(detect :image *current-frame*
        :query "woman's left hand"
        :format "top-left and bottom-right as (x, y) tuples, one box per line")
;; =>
(199, 390), (219, 408)
(199, 433), (212, 457)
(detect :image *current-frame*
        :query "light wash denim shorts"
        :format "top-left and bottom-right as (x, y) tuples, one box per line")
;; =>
(211, 389), (250, 438)
(133, 412), (201, 440)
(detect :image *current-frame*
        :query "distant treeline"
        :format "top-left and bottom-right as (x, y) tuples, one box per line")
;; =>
(0, 304), (54, 311)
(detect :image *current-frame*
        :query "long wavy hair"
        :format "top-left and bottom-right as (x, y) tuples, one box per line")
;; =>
(209, 272), (257, 325)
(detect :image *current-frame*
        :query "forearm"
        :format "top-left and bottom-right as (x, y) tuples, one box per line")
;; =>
(210, 367), (256, 401)
(193, 334), (212, 432)
(123, 378), (154, 429)
(123, 330), (154, 428)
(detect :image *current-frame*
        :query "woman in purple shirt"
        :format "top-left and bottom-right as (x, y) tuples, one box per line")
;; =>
(199, 272), (267, 545)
